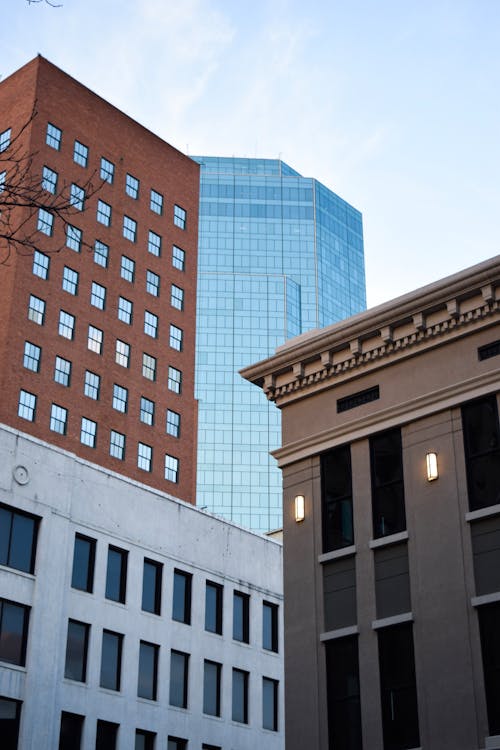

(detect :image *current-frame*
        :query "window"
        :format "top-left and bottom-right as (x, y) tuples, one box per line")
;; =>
(378, 623), (420, 750)
(171, 284), (184, 310)
(118, 296), (133, 324)
(0, 127), (11, 152)
(321, 444), (354, 552)
(110, 431), (126, 460)
(126, 173), (139, 199)
(478, 601), (500, 735)
(28, 294), (45, 325)
(66, 224), (82, 252)
(121, 255), (135, 282)
(232, 668), (249, 723)
(96, 720), (118, 750)
(169, 324), (183, 351)
(172, 245), (185, 270)
(148, 230), (161, 256)
(23, 341), (41, 372)
(205, 581), (223, 634)
(462, 395), (500, 511)
(42, 165), (58, 193)
(123, 215), (137, 242)
(170, 650), (189, 708)
(70, 183), (85, 210)
(203, 660), (221, 716)
(73, 140), (88, 167)
(59, 712), (84, 750)
(33, 250), (50, 279)
(115, 339), (130, 368)
(140, 397), (155, 426)
(112, 384), (128, 413)
(0, 170), (5, 192)
(88, 325), (103, 354)
(135, 730), (156, 750)
(138, 443), (153, 472)
(263, 601), (278, 652)
(37, 207), (53, 235)
(174, 204), (186, 229)
(100, 157), (114, 184)
(46, 122), (62, 150)
(54, 356), (72, 386)
(142, 559), (162, 615)
(71, 534), (96, 592)
(64, 619), (89, 681)
(138, 641), (159, 700)
(144, 311), (158, 338)
(94, 240), (109, 267)
(172, 569), (192, 624)
(97, 200), (111, 226)
(100, 630), (123, 691)
(166, 410), (180, 438)
(0, 697), (21, 750)
(91, 281), (106, 310)
(370, 428), (406, 538)
(84, 370), (100, 400)
(325, 636), (362, 750)
(0, 502), (39, 574)
(233, 591), (250, 643)
(80, 417), (97, 448)
(62, 266), (79, 295)
(146, 270), (160, 297)
(168, 738), (187, 750)
(150, 189), (163, 214)
(0, 599), (30, 666)
(263, 677), (279, 731)
(168, 366), (182, 393)
(50, 403), (68, 434)
(58, 310), (75, 339)
(164, 454), (179, 483)
(105, 546), (128, 603)
(18, 390), (36, 421)
(142, 353), (156, 381)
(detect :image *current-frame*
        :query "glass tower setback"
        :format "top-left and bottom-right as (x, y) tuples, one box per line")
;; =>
(193, 157), (366, 532)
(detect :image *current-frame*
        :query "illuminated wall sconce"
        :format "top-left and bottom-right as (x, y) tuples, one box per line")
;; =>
(294, 495), (305, 522)
(426, 452), (439, 481)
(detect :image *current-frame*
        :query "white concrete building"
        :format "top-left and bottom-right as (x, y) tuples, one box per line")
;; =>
(0, 424), (283, 750)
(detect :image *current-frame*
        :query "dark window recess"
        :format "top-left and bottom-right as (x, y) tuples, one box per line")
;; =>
(168, 738), (187, 750)
(138, 641), (158, 700)
(59, 711), (84, 750)
(172, 569), (192, 624)
(321, 444), (354, 552)
(337, 385), (380, 413)
(478, 601), (500, 736)
(203, 659), (221, 716)
(105, 546), (128, 603)
(325, 635), (362, 750)
(64, 619), (89, 682)
(263, 601), (279, 652)
(96, 720), (119, 750)
(232, 668), (249, 723)
(479, 340), (500, 361)
(374, 543), (411, 620)
(263, 677), (279, 731)
(0, 697), (22, 750)
(71, 534), (96, 593)
(142, 559), (162, 615)
(0, 598), (30, 666)
(135, 729), (156, 750)
(205, 581), (223, 634)
(0, 502), (39, 573)
(471, 516), (500, 596)
(233, 591), (250, 642)
(169, 650), (189, 708)
(378, 623), (420, 750)
(100, 630), (123, 691)
(371, 428), (406, 538)
(323, 558), (357, 631)
(462, 395), (500, 511)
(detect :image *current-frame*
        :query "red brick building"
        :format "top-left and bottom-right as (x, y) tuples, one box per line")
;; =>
(0, 56), (199, 502)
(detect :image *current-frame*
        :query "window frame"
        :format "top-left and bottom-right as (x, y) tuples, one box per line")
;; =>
(64, 619), (90, 682)
(205, 581), (223, 635)
(105, 546), (128, 604)
(50, 403), (68, 434)
(71, 533), (96, 593)
(0, 598), (30, 667)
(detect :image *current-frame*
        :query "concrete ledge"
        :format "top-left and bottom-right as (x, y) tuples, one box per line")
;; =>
(472, 592), (500, 607)
(320, 625), (359, 642)
(369, 531), (409, 549)
(318, 545), (356, 563)
(372, 612), (413, 629)
(466, 503), (500, 523)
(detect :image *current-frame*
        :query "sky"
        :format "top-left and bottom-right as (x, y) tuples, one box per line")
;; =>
(2, 0), (500, 307)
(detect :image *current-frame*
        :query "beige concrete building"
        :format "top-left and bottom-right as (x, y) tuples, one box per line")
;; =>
(242, 255), (500, 750)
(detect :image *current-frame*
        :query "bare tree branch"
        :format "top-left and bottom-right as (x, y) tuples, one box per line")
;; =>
(26, 0), (63, 7)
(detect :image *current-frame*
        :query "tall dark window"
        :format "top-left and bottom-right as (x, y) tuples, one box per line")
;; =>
(172, 569), (192, 624)
(462, 395), (500, 510)
(233, 591), (250, 643)
(64, 620), (89, 682)
(138, 641), (159, 700)
(263, 601), (279, 652)
(263, 677), (279, 731)
(95, 720), (118, 750)
(0, 697), (22, 750)
(232, 668), (249, 723)
(100, 630), (123, 691)
(142, 559), (162, 615)
(377, 623), (420, 750)
(0, 502), (39, 573)
(71, 534), (96, 592)
(203, 660), (221, 716)
(59, 711), (84, 750)
(0, 599), (30, 666)
(169, 649), (189, 708)
(370, 429), (406, 538)
(168, 738), (187, 750)
(325, 635), (362, 750)
(135, 730), (156, 750)
(321, 444), (354, 551)
(205, 581), (223, 634)
(105, 546), (128, 603)
(478, 602), (500, 735)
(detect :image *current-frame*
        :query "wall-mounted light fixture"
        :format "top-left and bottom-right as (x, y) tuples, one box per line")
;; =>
(426, 452), (439, 481)
(294, 495), (305, 522)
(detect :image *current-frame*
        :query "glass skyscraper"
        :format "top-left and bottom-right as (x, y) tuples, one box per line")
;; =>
(193, 157), (366, 533)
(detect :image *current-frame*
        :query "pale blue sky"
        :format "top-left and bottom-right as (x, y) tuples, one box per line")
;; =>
(3, 0), (500, 306)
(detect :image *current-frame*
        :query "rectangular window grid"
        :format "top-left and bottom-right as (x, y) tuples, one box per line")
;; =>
(150, 189), (163, 215)
(91, 282), (106, 310)
(112, 384), (128, 413)
(172, 245), (185, 270)
(97, 200), (112, 226)
(94, 240), (109, 267)
(80, 417), (97, 448)
(115, 339), (130, 368)
(73, 140), (88, 167)
(148, 230), (161, 256)
(70, 183), (85, 210)
(23, 341), (41, 372)
(46, 122), (62, 150)
(118, 297), (133, 324)
(166, 410), (180, 438)
(110, 430), (126, 460)
(50, 403), (68, 434)
(88, 325), (103, 354)
(121, 255), (135, 282)
(138, 443), (153, 472)
(0, 502), (39, 574)
(32, 250), (50, 279)
(54, 356), (71, 386)
(174, 205), (186, 229)
(18, 390), (36, 421)
(169, 324), (183, 351)
(123, 215), (137, 242)
(37, 208), (53, 236)
(140, 397), (155, 426)
(42, 165), (58, 194)
(142, 353), (156, 381)
(58, 310), (75, 340)
(146, 270), (160, 296)
(62, 266), (79, 295)
(100, 157), (114, 184)
(165, 454), (179, 483)
(171, 284), (184, 310)
(84, 370), (100, 399)
(168, 366), (182, 393)
(0, 127), (11, 152)
(28, 294), (45, 325)
(125, 173), (139, 199)
(66, 224), (82, 252)
(144, 311), (158, 338)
